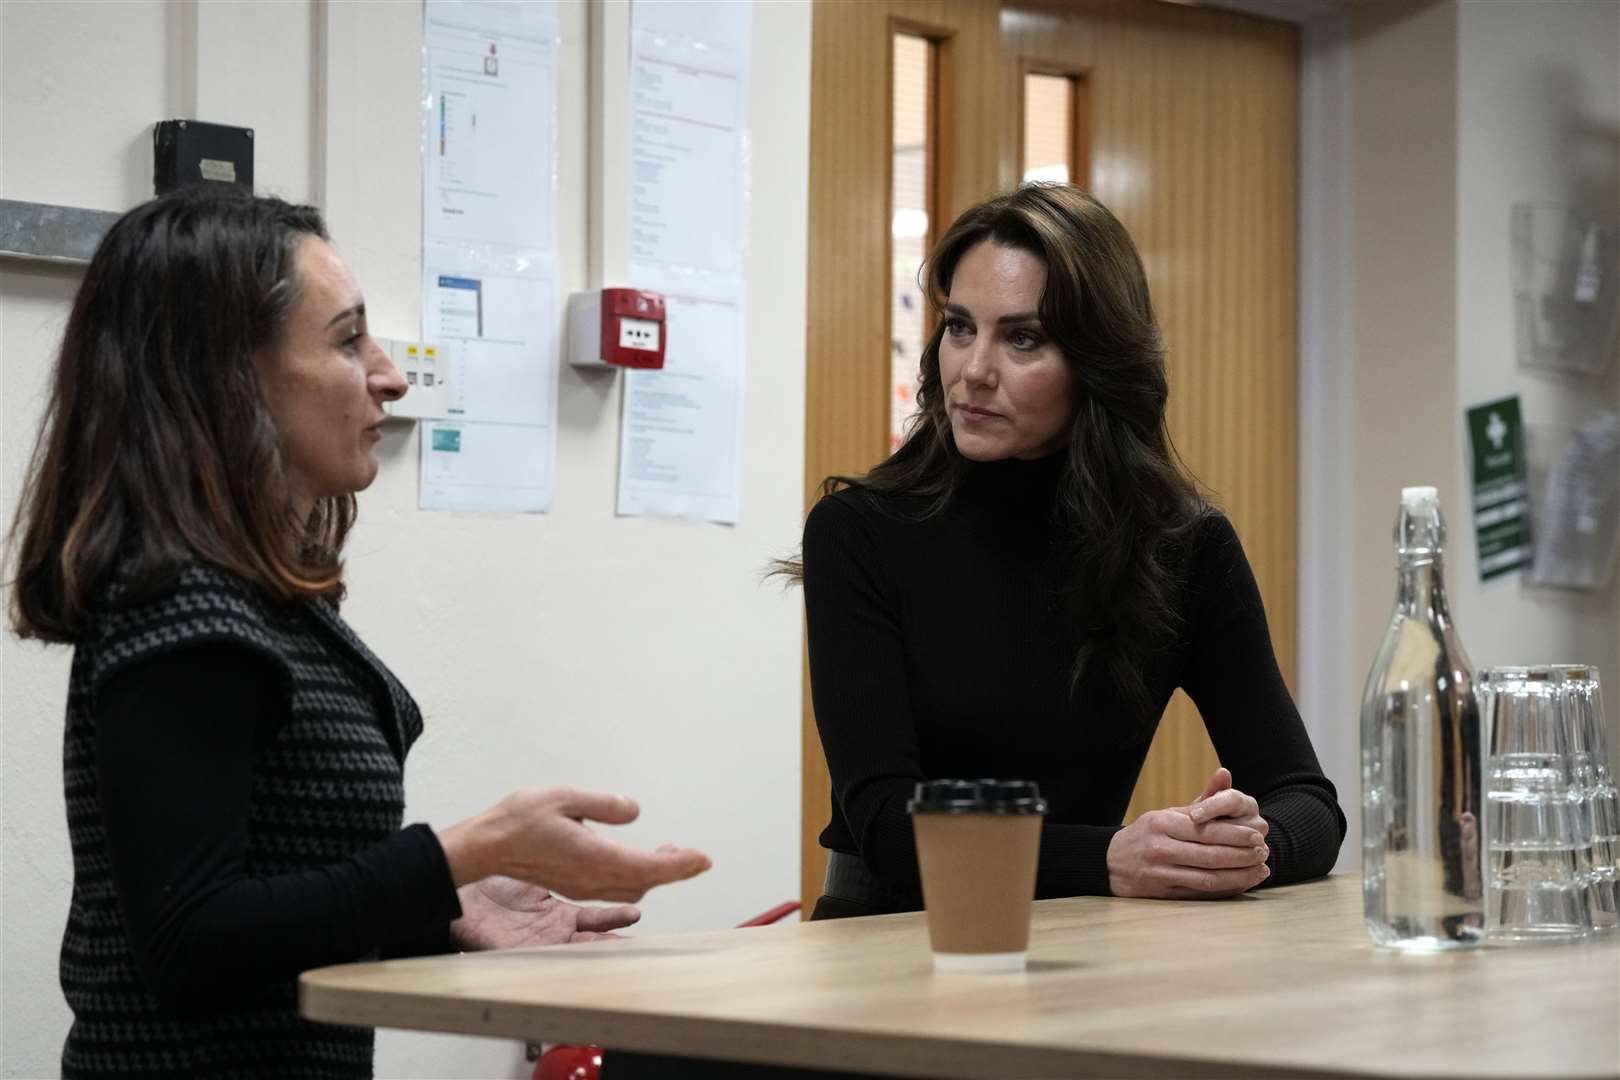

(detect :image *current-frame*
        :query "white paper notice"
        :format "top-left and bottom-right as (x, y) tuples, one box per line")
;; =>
(1528, 411), (1620, 590)
(420, 421), (551, 513)
(617, 2), (751, 524)
(421, 0), (561, 512)
(424, 0), (556, 250)
(421, 251), (557, 428)
(629, 29), (745, 274)
(617, 268), (744, 523)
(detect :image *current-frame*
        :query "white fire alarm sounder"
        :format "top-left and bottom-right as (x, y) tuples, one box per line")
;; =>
(567, 288), (666, 370)
(380, 339), (456, 420)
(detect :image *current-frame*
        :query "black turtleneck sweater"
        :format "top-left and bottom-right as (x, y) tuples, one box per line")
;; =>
(801, 453), (1346, 907)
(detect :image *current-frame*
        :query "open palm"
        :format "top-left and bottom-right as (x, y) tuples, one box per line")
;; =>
(450, 876), (641, 951)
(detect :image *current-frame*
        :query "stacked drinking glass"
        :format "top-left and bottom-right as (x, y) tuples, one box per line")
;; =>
(1478, 665), (1620, 941)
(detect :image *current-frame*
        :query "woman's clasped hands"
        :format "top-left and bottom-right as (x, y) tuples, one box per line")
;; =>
(1106, 767), (1272, 899)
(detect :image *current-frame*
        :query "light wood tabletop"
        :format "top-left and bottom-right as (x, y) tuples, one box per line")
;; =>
(300, 877), (1620, 1079)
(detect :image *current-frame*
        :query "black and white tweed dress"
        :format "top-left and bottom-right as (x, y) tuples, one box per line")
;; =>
(59, 564), (425, 1079)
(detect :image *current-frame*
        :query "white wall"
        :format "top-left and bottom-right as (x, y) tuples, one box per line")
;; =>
(3, 4), (181, 1073)
(1327, 0), (1620, 873)
(1452, 0), (1620, 690)
(0, 2), (810, 1077)
(1342, 0), (1462, 871)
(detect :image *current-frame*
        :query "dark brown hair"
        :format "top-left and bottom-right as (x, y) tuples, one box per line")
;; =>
(6, 185), (351, 642)
(782, 183), (1207, 720)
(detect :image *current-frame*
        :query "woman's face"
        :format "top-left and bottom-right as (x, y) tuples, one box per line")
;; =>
(937, 241), (1076, 462)
(254, 238), (406, 514)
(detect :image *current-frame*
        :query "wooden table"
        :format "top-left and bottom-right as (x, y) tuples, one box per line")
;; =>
(301, 878), (1620, 1078)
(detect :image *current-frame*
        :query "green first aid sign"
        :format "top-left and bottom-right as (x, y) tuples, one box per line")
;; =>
(1465, 395), (1532, 581)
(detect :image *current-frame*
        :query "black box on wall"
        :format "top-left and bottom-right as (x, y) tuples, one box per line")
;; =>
(153, 120), (254, 196)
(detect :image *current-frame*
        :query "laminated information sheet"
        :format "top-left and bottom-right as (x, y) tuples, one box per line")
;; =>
(615, 2), (751, 525)
(420, 0), (560, 512)
(617, 265), (744, 524)
(1528, 411), (1620, 590)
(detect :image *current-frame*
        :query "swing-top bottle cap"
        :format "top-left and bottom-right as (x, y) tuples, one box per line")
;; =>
(1394, 486), (1446, 556)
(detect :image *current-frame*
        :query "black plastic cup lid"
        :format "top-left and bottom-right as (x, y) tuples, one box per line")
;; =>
(907, 778), (1047, 815)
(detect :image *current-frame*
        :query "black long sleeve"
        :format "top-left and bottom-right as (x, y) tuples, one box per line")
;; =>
(95, 642), (462, 1015)
(802, 454), (1345, 907)
(1177, 517), (1347, 886)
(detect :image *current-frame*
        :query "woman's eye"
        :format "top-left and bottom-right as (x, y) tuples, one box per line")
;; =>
(943, 317), (972, 338)
(1008, 329), (1043, 351)
(340, 331), (364, 355)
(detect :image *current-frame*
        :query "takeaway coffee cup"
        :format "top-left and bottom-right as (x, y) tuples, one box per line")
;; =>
(909, 779), (1046, 972)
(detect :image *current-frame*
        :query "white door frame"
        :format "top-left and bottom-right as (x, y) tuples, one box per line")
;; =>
(1209, 0), (1359, 870)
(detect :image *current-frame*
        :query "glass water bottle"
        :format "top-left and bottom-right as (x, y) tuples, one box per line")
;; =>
(1361, 486), (1485, 949)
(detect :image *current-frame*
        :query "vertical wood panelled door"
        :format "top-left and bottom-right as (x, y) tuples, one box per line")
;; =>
(1001, 0), (1299, 824)
(803, 0), (1004, 915)
(803, 0), (1300, 911)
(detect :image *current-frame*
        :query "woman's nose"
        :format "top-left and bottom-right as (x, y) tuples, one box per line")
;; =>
(369, 341), (408, 402)
(960, 341), (996, 387)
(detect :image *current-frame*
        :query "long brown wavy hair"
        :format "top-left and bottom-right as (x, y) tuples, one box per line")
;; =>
(7, 186), (354, 643)
(781, 184), (1207, 721)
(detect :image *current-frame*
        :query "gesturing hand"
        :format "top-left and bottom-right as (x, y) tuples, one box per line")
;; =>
(1106, 767), (1271, 899)
(450, 875), (640, 952)
(438, 785), (713, 903)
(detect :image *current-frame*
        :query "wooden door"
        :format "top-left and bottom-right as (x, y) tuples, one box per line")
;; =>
(802, 0), (1300, 911)
(802, 0), (1004, 914)
(1002, 0), (1300, 821)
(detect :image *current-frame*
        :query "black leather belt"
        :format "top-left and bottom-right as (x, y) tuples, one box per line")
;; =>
(822, 850), (919, 910)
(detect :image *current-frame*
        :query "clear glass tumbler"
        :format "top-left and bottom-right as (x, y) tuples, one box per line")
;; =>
(1552, 666), (1618, 933)
(1478, 667), (1592, 941)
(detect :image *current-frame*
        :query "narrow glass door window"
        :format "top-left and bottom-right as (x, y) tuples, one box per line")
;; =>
(1023, 72), (1073, 183)
(891, 33), (935, 452)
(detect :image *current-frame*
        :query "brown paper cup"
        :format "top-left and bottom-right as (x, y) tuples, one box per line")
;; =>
(910, 779), (1045, 972)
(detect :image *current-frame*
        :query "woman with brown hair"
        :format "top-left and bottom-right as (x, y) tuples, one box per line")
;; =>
(793, 184), (1344, 919)
(7, 185), (709, 1079)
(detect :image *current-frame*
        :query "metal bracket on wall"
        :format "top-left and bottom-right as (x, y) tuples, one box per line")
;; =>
(0, 199), (122, 266)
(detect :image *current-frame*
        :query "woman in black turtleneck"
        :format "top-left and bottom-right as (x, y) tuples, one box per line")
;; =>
(795, 184), (1345, 919)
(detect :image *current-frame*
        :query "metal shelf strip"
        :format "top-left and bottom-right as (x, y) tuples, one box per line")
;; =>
(0, 199), (122, 266)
